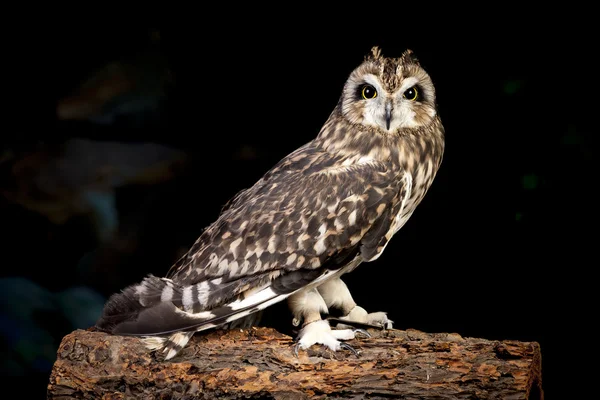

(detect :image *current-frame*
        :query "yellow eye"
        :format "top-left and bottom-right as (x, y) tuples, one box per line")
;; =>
(361, 84), (377, 100)
(403, 86), (419, 101)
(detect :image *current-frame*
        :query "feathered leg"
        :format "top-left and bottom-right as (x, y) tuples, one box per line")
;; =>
(317, 277), (393, 330)
(287, 287), (368, 356)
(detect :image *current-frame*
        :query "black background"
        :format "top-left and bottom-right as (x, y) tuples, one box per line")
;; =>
(2, 17), (595, 398)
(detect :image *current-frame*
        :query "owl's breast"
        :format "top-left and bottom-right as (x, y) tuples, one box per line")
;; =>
(397, 131), (444, 207)
(391, 150), (442, 235)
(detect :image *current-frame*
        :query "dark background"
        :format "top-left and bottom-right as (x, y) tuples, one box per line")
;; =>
(2, 20), (595, 398)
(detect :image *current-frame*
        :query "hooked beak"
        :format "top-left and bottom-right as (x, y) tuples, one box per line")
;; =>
(385, 102), (392, 130)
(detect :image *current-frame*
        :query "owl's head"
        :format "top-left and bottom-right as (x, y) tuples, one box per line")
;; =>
(340, 47), (438, 133)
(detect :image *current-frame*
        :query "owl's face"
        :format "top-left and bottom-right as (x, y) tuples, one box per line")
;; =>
(340, 49), (438, 133)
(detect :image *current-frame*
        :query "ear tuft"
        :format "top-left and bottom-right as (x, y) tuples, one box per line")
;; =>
(367, 46), (383, 61)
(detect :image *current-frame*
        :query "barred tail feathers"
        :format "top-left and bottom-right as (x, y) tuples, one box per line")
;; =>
(96, 274), (282, 360)
(96, 268), (340, 359)
(96, 273), (269, 335)
(95, 274), (181, 333)
(141, 332), (195, 360)
(133, 285), (289, 360)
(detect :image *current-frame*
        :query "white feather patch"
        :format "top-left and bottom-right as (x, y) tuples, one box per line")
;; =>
(182, 286), (194, 311)
(333, 218), (344, 231)
(173, 307), (215, 320)
(314, 237), (327, 256)
(399, 76), (419, 93)
(134, 284), (146, 296)
(229, 238), (242, 257)
(207, 253), (219, 268)
(141, 336), (167, 351)
(286, 253), (297, 265)
(229, 260), (239, 276)
(196, 281), (210, 305)
(218, 259), (229, 273)
(228, 286), (278, 311)
(160, 285), (174, 302)
(392, 172), (413, 234)
(240, 260), (250, 275)
(318, 223), (327, 236)
(164, 332), (193, 360)
(223, 297), (281, 324)
(135, 284), (149, 306)
(348, 210), (357, 226)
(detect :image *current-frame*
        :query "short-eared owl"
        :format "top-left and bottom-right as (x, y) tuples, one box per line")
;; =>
(96, 46), (445, 359)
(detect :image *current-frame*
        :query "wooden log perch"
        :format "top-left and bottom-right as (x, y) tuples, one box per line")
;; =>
(48, 327), (543, 399)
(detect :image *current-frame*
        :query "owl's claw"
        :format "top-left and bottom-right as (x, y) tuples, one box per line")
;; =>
(353, 328), (371, 339)
(340, 342), (360, 356)
(292, 320), (370, 358)
(293, 342), (301, 358)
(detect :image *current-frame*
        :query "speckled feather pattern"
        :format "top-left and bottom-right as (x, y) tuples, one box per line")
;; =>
(96, 47), (445, 359)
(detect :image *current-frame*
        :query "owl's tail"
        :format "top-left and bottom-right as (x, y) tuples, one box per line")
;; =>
(95, 268), (334, 359)
(95, 274), (181, 334)
(142, 332), (195, 360)
(95, 274), (270, 335)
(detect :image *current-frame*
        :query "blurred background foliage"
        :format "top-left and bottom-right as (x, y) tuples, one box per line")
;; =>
(2, 22), (595, 397)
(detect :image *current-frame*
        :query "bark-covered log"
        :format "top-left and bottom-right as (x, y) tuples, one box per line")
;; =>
(48, 327), (543, 399)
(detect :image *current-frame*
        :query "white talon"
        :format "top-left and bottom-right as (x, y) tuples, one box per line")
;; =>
(295, 320), (357, 354)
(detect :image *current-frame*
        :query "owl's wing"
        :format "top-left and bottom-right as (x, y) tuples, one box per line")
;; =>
(96, 146), (412, 336)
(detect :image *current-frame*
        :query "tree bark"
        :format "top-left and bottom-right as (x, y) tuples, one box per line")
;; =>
(48, 327), (543, 399)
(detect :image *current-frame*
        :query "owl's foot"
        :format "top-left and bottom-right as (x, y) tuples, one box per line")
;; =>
(336, 306), (394, 330)
(293, 320), (370, 357)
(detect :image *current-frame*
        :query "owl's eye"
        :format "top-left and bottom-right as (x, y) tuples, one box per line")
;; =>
(360, 84), (377, 100)
(403, 86), (420, 101)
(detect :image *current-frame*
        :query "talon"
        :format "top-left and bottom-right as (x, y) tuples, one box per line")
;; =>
(340, 342), (360, 357)
(293, 342), (301, 358)
(354, 328), (371, 339)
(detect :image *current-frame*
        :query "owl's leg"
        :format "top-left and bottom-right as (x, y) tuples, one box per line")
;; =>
(287, 287), (369, 356)
(317, 277), (394, 330)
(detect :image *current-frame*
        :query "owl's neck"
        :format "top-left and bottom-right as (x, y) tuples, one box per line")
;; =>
(315, 110), (445, 175)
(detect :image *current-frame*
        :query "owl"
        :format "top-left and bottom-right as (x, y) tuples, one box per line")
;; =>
(96, 46), (445, 359)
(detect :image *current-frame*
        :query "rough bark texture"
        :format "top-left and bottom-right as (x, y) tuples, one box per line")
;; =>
(48, 327), (543, 399)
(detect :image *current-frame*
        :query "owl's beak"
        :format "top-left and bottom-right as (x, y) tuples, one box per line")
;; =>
(385, 102), (393, 130)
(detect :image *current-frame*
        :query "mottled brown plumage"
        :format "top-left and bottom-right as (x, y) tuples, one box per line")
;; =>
(96, 46), (445, 359)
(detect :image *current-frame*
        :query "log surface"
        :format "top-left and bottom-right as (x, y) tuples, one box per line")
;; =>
(48, 327), (543, 399)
